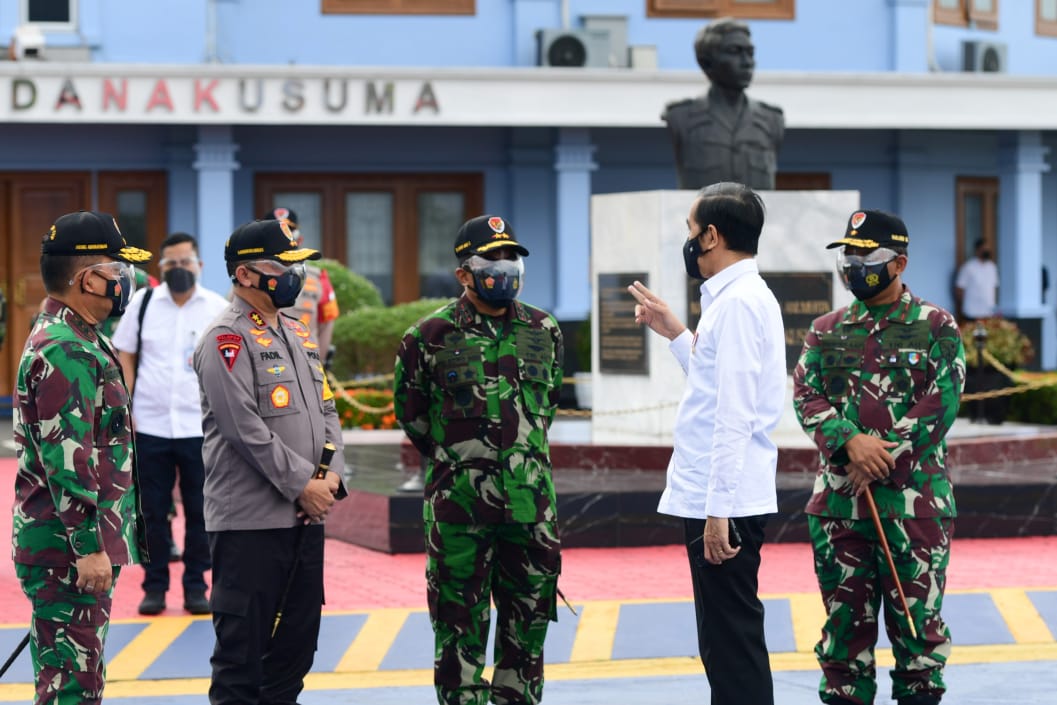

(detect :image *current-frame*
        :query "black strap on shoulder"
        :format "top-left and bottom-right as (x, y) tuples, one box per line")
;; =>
(134, 287), (154, 379)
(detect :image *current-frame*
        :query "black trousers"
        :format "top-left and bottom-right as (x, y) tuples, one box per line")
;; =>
(136, 433), (210, 594)
(683, 516), (774, 705)
(208, 526), (324, 705)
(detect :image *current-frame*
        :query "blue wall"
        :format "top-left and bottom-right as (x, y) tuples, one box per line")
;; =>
(5, 0), (1057, 74)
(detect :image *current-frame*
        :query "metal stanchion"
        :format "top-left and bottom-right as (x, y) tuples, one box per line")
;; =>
(972, 321), (988, 424)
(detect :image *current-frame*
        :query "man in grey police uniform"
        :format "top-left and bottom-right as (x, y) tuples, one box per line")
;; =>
(194, 218), (347, 705)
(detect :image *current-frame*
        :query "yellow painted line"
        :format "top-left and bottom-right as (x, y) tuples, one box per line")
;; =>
(990, 588), (1056, 643)
(2, 643), (1057, 701)
(334, 608), (411, 672)
(104, 616), (195, 681)
(569, 601), (621, 662)
(787, 592), (825, 653)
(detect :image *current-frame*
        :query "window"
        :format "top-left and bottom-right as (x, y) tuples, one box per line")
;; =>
(256, 173), (483, 304)
(933, 0), (998, 30)
(23, 0), (75, 27)
(955, 176), (998, 270)
(1038, 0), (1057, 36)
(322, 0), (474, 15)
(647, 0), (794, 20)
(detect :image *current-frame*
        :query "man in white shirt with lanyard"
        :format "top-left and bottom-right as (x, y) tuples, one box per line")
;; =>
(628, 181), (785, 705)
(113, 232), (229, 615)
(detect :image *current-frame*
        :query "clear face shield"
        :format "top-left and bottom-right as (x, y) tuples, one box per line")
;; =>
(243, 259), (307, 308)
(75, 261), (137, 317)
(836, 247), (900, 299)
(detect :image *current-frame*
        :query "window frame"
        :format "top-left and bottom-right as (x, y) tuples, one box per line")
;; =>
(954, 175), (999, 270)
(1038, 0), (1057, 36)
(21, 0), (77, 30)
(255, 172), (483, 304)
(933, 0), (999, 30)
(322, 0), (474, 15)
(647, 0), (795, 20)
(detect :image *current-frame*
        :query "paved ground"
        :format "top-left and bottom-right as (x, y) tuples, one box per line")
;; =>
(2, 419), (1056, 703)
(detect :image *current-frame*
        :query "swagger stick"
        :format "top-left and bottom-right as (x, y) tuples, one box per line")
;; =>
(0, 633), (29, 680)
(864, 488), (918, 639)
(272, 442), (336, 638)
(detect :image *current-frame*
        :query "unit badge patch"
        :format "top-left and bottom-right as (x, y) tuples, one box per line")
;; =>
(216, 334), (243, 371)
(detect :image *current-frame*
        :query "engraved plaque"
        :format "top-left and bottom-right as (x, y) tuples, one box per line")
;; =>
(598, 272), (649, 375)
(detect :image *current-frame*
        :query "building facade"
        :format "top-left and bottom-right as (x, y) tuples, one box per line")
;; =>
(2, 0), (1057, 401)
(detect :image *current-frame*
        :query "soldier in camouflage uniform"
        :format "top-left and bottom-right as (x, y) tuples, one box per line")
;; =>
(12, 211), (151, 704)
(394, 215), (563, 705)
(793, 210), (965, 705)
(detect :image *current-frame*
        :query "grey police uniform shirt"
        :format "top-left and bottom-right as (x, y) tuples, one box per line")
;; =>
(662, 87), (785, 191)
(194, 297), (346, 532)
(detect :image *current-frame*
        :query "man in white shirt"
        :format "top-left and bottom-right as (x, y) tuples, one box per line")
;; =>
(112, 232), (228, 615)
(628, 181), (785, 705)
(954, 239), (998, 321)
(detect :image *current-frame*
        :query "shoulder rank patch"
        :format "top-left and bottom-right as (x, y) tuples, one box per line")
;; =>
(216, 334), (242, 371)
(270, 385), (290, 408)
(249, 311), (266, 328)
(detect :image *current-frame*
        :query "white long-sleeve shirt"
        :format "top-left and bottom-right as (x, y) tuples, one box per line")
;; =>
(112, 282), (229, 439)
(657, 258), (786, 519)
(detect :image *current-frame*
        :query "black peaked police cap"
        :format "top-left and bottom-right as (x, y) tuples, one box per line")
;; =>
(41, 211), (152, 264)
(224, 219), (321, 264)
(827, 210), (910, 250)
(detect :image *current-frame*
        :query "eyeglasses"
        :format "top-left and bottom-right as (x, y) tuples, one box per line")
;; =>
(838, 247), (900, 269)
(159, 257), (199, 270)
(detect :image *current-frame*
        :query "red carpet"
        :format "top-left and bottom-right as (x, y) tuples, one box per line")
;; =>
(2, 458), (1054, 623)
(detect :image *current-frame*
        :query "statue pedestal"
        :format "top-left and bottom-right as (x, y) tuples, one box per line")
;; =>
(588, 189), (860, 445)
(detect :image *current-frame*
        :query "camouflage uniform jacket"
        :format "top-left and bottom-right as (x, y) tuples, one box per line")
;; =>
(12, 297), (145, 566)
(394, 296), (564, 524)
(793, 287), (965, 520)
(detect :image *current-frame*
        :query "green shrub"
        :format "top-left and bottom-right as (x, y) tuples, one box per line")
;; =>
(316, 259), (383, 314)
(330, 298), (452, 378)
(1008, 384), (1057, 425)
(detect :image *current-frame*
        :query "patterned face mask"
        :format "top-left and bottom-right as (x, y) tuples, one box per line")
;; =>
(462, 254), (525, 307)
(837, 247), (898, 300)
(78, 261), (137, 318)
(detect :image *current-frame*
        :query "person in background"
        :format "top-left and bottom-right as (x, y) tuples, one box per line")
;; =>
(794, 209), (965, 705)
(13, 210), (151, 704)
(628, 182), (784, 705)
(112, 232), (228, 616)
(954, 238), (998, 322)
(394, 215), (564, 705)
(262, 207), (340, 362)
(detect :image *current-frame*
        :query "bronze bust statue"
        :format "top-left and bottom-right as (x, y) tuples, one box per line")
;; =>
(662, 18), (785, 190)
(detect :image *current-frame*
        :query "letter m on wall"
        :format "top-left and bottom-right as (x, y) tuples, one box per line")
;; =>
(365, 81), (394, 114)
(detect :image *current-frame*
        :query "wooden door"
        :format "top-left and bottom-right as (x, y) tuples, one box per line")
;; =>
(0, 172), (91, 399)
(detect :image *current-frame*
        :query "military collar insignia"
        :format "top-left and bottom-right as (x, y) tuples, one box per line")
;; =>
(248, 311), (267, 328)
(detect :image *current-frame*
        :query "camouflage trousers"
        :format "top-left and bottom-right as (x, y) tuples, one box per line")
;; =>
(425, 520), (561, 705)
(15, 563), (121, 705)
(808, 515), (952, 705)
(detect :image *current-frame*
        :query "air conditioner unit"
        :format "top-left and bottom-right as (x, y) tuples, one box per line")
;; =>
(962, 40), (1007, 73)
(536, 29), (611, 68)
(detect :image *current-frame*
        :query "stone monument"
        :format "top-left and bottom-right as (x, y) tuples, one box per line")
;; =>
(589, 189), (860, 445)
(662, 18), (785, 191)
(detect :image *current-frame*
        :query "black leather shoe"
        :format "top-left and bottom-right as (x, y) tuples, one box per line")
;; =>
(184, 591), (210, 615)
(138, 592), (166, 615)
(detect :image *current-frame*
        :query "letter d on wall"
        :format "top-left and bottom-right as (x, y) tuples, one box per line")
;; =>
(12, 78), (36, 110)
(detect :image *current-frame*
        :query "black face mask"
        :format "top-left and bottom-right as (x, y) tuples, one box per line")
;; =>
(249, 267), (304, 308)
(83, 268), (134, 319)
(843, 260), (895, 301)
(683, 235), (713, 280)
(164, 267), (196, 294)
